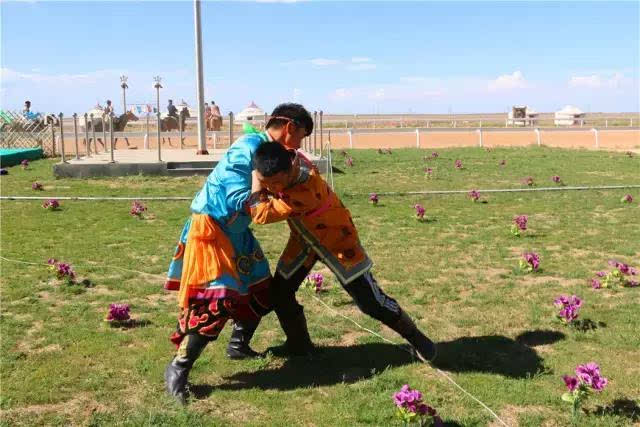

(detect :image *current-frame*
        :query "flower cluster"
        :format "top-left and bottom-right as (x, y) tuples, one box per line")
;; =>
(562, 362), (608, 417)
(591, 260), (639, 289)
(346, 157), (354, 167)
(130, 200), (147, 217)
(554, 295), (582, 324)
(305, 272), (324, 293)
(42, 199), (60, 211)
(552, 175), (562, 184)
(106, 303), (131, 322)
(468, 189), (480, 202)
(511, 215), (528, 237)
(32, 182), (43, 191)
(369, 193), (379, 205)
(392, 385), (443, 427)
(431, 152), (439, 159)
(454, 159), (463, 169)
(519, 252), (540, 273)
(47, 258), (76, 283)
(424, 167), (433, 178)
(414, 204), (426, 221)
(21, 159), (29, 169)
(621, 194), (633, 203)
(522, 176), (535, 186)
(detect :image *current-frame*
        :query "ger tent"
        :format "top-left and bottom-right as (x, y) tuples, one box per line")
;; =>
(235, 101), (265, 123)
(554, 105), (585, 126)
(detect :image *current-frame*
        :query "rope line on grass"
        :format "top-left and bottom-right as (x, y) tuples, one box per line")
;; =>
(1, 184), (638, 201)
(309, 294), (510, 426)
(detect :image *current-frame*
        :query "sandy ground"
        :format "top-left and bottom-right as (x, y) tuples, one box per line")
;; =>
(50, 129), (639, 155)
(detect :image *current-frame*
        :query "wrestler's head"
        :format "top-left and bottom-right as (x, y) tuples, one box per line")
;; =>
(265, 103), (313, 150)
(252, 142), (297, 193)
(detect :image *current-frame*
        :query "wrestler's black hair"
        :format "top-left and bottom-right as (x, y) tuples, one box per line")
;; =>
(252, 142), (295, 177)
(266, 103), (313, 137)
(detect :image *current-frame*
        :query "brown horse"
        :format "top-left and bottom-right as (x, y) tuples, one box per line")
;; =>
(161, 107), (190, 146)
(84, 111), (139, 149)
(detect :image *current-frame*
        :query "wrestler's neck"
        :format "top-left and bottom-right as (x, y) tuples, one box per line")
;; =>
(265, 127), (297, 151)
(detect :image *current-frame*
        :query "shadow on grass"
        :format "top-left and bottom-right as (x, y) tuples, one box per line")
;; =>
(515, 329), (565, 346)
(191, 342), (413, 397)
(590, 398), (640, 422)
(107, 318), (152, 329)
(572, 318), (606, 332)
(431, 335), (553, 378)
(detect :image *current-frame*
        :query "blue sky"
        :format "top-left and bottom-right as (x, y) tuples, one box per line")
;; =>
(1, 1), (638, 115)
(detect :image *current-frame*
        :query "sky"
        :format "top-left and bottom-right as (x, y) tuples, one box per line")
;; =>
(1, 1), (638, 116)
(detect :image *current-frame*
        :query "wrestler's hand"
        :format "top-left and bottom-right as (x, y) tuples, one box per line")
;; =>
(251, 170), (263, 193)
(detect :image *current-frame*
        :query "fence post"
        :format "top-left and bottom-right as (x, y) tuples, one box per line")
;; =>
(213, 132), (217, 150)
(72, 113), (80, 160)
(229, 112), (234, 144)
(535, 128), (541, 146)
(605, 119), (608, 128)
(426, 120), (430, 128)
(90, 114), (96, 154)
(479, 120), (483, 128)
(179, 116), (184, 149)
(156, 112), (162, 162)
(631, 118), (634, 127)
(416, 128), (420, 148)
(58, 113), (66, 163)
(319, 110), (323, 156)
(453, 120), (457, 128)
(348, 129), (353, 149)
(477, 128), (483, 147)
(144, 114), (150, 149)
(83, 114), (90, 157)
(505, 118), (508, 128)
(313, 111), (318, 156)
(102, 116), (107, 152)
(109, 115), (115, 163)
(593, 128), (599, 149)
(50, 124), (56, 156)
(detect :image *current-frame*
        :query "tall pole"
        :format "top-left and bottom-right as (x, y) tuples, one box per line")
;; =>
(194, 0), (208, 155)
(154, 76), (162, 117)
(120, 75), (128, 114)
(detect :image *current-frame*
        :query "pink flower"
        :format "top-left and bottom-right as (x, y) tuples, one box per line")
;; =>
(424, 167), (433, 176)
(106, 303), (131, 321)
(468, 190), (480, 202)
(32, 182), (43, 191)
(591, 278), (602, 289)
(369, 193), (379, 205)
(130, 201), (146, 217)
(552, 175), (561, 184)
(576, 362), (608, 391)
(307, 272), (324, 292)
(522, 252), (540, 271)
(21, 159), (29, 169)
(454, 159), (463, 169)
(42, 199), (60, 210)
(414, 204), (425, 219)
(514, 215), (528, 231)
(621, 194), (633, 203)
(431, 152), (439, 159)
(345, 157), (354, 167)
(563, 375), (579, 392)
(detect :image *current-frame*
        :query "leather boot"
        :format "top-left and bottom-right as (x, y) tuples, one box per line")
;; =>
(226, 320), (263, 359)
(276, 309), (315, 356)
(390, 310), (437, 362)
(164, 333), (209, 404)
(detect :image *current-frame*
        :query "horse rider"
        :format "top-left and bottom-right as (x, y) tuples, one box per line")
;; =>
(167, 100), (179, 120)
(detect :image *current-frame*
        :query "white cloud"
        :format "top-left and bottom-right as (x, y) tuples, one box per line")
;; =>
(351, 57), (371, 63)
(569, 74), (602, 89)
(568, 72), (628, 89)
(310, 58), (340, 66)
(488, 71), (528, 91)
(347, 63), (377, 71)
(330, 88), (352, 100)
(292, 87), (301, 102)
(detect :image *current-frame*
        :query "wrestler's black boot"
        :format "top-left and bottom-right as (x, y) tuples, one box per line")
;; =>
(389, 310), (437, 363)
(226, 320), (263, 359)
(164, 333), (209, 405)
(277, 309), (315, 356)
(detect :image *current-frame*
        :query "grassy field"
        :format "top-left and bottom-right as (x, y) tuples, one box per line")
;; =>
(1, 147), (639, 426)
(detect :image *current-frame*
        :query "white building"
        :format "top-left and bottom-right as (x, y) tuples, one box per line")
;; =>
(554, 105), (585, 126)
(235, 101), (265, 123)
(507, 105), (539, 126)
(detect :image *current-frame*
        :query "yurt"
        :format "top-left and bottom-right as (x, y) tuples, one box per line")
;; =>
(554, 105), (585, 126)
(235, 101), (265, 123)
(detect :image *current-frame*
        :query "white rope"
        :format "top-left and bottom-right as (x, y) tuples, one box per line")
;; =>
(310, 294), (510, 427)
(1, 184), (637, 202)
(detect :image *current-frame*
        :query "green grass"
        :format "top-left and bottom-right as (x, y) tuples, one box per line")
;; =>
(1, 147), (639, 426)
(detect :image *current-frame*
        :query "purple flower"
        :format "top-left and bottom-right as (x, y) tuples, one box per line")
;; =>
(47, 258), (57, 265)
(431, 152), (439, 159)
(454, 159), (463, 169)
(21, 159), (29, 169)
(591, 278), (602, 289)
(468, 189), (480, 201)
(554, 295), (582, 323)
(346, 157), (354, 167)
(48, 259), (75, 280)
(32, 182), (43, 191)
(424, 167), (433, 176)
(0, 168), (8, 175)
(369, 193), (379, 205)
(616, 262), (631, 275)
(414, 204), (425, 219)
(576, 362), (607, 392)
(42, 199), (60, 210)
(552, 175), (561, 183)
(621, 194), (633, 203)
(514, 215), (528, 231)
(523, 252), (540, 271)
(107, 303), (131, 321)
(595, 271), (606, 277)
(563, 375), (579, 392)
(130, 201), (146, 217)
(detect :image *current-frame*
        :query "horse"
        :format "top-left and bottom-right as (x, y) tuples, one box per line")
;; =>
(160, 107), (190, 146)
(82, 111), (138, 150)
(205, 105), (222, 132)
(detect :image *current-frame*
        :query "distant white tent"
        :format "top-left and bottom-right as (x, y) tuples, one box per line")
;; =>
(554, 105), (585, 126)
(507, 105), (539, 126)
(235, 101), (265, 123)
